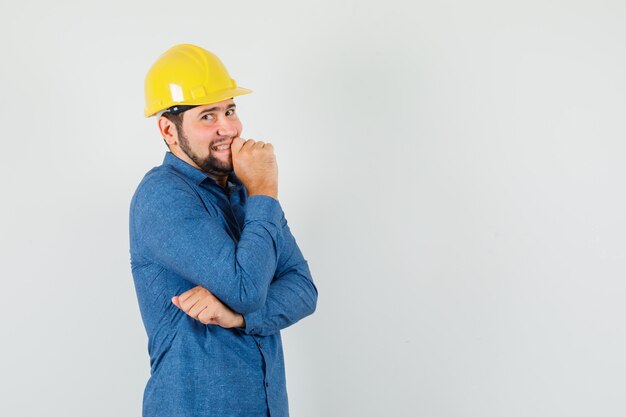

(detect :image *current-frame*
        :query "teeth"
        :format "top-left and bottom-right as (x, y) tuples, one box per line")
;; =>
(213, 144), (230, 150)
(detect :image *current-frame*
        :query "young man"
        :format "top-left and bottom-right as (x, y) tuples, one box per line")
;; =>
(129, 44), (318, 417)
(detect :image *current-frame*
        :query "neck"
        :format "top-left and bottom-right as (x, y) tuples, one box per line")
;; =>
(208, 174), (228, 188)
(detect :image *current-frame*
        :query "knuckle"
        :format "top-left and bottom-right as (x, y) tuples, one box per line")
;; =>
(193, 307), (206, 319)
(201, 314), (216, 324)
(198, 312), (209, 324)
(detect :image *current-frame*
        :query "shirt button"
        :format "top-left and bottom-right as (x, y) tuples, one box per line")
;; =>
(265, 382), (270, 387)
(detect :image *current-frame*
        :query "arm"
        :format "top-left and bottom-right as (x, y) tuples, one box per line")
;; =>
(171, 217), (318, 336)
(238, 217), (318, 336)
(131, 175), (283, 314)
(241, 244), (317, 337)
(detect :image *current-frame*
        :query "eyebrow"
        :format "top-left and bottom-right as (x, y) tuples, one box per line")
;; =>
(198, 103), (236, 115)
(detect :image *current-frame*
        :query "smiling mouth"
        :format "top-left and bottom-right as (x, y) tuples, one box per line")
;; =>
(211, 144), (231, 151)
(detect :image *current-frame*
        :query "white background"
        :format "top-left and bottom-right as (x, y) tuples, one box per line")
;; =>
(1, 1), (625, 416)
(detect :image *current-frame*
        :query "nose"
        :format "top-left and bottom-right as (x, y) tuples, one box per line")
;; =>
(216, 116), (238, 137)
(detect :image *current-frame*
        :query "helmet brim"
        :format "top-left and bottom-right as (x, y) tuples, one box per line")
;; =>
(144, 86), (252, 117)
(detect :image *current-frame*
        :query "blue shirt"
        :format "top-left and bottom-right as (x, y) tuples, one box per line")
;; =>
(129, 152), (318, 417)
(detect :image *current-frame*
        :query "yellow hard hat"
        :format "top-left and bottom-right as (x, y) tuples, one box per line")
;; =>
(144, 44), (252, 117)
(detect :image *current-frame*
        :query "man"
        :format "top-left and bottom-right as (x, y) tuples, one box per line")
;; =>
(129, 44), (318, 417)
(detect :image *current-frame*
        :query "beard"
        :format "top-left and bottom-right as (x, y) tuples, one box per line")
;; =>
(178, 128), (233, 176)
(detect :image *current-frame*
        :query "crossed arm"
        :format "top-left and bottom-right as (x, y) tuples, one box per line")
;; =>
(172, 221), (317, 336)
(133, 176), (317, 336)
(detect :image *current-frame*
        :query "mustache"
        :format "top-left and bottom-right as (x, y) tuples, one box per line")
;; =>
(210, 135), (238, 148)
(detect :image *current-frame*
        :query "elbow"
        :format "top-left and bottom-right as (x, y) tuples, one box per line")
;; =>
(305, 281), (319, 317)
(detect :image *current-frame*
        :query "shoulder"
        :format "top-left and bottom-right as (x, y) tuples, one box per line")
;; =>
(131, 165), (200, 211)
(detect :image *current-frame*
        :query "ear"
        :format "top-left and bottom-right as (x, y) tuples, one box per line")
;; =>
(157, 116), (178, 147)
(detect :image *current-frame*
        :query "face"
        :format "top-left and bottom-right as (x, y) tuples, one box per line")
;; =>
(170, 99), (242, 178)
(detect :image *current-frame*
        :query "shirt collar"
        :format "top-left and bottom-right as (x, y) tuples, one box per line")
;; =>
(162, 152), (243, 191)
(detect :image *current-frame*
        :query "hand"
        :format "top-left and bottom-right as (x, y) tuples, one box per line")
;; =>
(172, 286), (245, 329)
(231, 137), (278, 199)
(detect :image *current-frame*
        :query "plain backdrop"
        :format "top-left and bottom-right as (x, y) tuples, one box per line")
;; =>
(1, 1), (625, 416)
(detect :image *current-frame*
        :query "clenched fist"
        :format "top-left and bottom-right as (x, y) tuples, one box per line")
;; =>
(172, 286), (244, 329)
(231, 137), (278, 199)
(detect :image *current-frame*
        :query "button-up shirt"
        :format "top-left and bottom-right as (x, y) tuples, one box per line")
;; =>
(129, 152), (318, 417)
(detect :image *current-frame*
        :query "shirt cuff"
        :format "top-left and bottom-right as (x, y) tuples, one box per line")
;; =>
(242, 307), (265, 335)
(244, 195), (283, 227)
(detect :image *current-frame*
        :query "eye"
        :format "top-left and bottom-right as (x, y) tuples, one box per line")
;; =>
(226, 108), (236, 116)
(201, 113), (215, 121)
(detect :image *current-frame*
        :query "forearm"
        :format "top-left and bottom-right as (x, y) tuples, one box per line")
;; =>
(242, 269), (317, 336)
(241, 226), (318, 336)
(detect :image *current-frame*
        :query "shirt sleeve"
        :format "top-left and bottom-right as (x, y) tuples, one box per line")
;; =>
(241, 218), (318, 336)
(131, 174), (283, 314)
